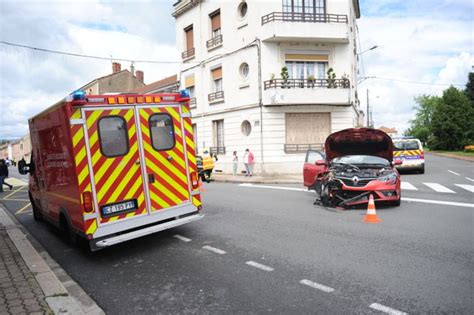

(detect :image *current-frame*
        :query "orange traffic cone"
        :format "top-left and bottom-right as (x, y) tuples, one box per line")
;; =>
(363, 194), (382, 223)
(198, 181), (206, 192)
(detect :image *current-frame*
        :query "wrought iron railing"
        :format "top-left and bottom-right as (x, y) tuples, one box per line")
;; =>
(284, 143), (323, 153)
(262, 12), (348, 25)
(189, 97), (196, 108)
(264, 78), (350, 90)
(206, 35), (223, 50)
(208, 91), (224, 102)
(210, 146), (226, 155)
(181, 47), (195, 60)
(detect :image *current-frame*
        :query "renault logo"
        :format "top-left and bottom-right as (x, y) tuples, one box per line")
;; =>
(352, 176), (359, 184)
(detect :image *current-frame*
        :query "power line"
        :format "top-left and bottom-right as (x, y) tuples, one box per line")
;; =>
(0, 40), (184, 64)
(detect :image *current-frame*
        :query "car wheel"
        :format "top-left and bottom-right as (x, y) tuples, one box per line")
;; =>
(419, 166), (425, 174)
(392, 198), (401, 207)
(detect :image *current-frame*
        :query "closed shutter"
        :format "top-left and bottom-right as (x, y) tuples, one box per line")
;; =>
(285, 54), (329, 62)
(211, 11), (221, 31)
(211, 67), (222, 80)
(185, 27), (194, 50)
(285, 113), (330, 145)
(185, 75), (195, 88)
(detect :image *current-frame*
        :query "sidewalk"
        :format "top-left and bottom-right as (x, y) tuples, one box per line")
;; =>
(212, 173), (302, 184)
(0, 204), (104, 315)
(427, 151), (474, 162)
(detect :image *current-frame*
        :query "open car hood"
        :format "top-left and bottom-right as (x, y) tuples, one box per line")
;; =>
(324, 128), (394, 162)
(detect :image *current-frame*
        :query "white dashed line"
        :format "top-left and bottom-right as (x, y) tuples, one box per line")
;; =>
(299, 279), (334, 293)
(401, 182), (417, 190)
(369, 303), (407, 315)
(239, 183), (307, 192)
(465, 177), (474, 182)
(448, 170), (460, 176)
(402, 197), (474, 208)
(202, 245), (226, 255)
(245, 261), (274, 272)
(173, 234), (192, 242)
(423, 183), (455, 193)
(455, 184), (474, 193)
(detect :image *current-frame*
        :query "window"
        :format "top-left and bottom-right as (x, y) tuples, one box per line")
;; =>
(285, 61), (327, 79)
(241, 120), (251, 136)
(185, 25), (194, 50)
(149, 114), (175, 151)
(210, 10), (221, 38)
(305, 150), (325, 163)
(212, 120), (224, 148)
(239, 62), (249, 80)
(211, 67), (223, 92)
(238, 2), (248, 18)
(185, 75), (195, 97)
(282, 0), (326, 15)
(98, 116), (130, 157)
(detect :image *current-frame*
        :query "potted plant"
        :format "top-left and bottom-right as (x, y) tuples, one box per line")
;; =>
(341, 73), (350, 88)
(307, 74), (316, 88)
(326, 68), (336, 88)
(269, 73), (275, 85)
(281, 66), (289, 88)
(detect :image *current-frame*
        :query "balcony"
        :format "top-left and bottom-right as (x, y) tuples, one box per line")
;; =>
(210, 146), (226, 155)
(284, 143), (323, 154)
(181, 47), (195, 60)
(208, 91), (224, 104)
(263, 78), (351, 106)
(206, 35), (223, 51)
(260, 12), (349, 43)
(189, 97), (196, 108)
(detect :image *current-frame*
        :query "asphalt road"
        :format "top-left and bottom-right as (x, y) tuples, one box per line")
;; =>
(1, 153), (473, 314)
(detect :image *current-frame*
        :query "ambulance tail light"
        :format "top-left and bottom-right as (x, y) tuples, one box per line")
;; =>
(190, 172), (199, 189)
(82, 191), (94, 213)
(420, 151), (424, 159)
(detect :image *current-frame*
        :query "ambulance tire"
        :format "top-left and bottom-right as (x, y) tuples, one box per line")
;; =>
(419, 165), (425, 174)
(29, 192), (42, 221)
(59, 213), (80, 247)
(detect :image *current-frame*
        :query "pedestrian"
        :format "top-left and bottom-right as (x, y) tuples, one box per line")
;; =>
(232, 151), (238, 176)
(0, 159), (13, 192)
(243, 148), (254, 176)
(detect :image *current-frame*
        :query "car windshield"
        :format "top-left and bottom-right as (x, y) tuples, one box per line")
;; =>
(331, 155), (390, 166)
(393, 140), (420, 151)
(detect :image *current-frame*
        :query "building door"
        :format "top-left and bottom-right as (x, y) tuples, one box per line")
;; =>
(285, 113), (330, 152)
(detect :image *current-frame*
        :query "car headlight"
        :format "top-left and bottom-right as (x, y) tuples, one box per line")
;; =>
(379, 173), (398, 184)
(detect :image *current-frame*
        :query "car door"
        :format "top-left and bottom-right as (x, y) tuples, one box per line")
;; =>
(303, 149), (326, 188)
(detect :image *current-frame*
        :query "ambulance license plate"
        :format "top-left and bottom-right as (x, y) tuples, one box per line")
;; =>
(101, 200), (137, 217)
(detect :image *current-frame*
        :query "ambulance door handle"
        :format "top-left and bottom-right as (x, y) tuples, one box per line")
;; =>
(167, 156), (173, 161)
(148, 174), (155, 184)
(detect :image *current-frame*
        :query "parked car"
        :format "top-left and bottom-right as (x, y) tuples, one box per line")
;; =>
(303, 128), (402, 207)
(392, 137), (425, 174)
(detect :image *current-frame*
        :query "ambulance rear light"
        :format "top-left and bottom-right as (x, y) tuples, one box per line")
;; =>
(82, 191), (94, 213)
(420, 151), (424, 159)
(190, 172), (199, 189)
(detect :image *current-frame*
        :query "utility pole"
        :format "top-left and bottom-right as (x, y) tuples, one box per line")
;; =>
(366, 88), (370, 127)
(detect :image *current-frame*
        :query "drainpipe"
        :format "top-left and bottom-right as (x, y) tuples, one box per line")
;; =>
(256, 38), (264, 176)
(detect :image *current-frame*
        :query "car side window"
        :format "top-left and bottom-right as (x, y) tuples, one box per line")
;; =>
(305, 150), (324, 163)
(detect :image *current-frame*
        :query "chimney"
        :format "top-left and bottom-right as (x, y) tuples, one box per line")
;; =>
(136, 70), (144, 83)
(130, 63), (135, 76)
(112, 62), (121, 73)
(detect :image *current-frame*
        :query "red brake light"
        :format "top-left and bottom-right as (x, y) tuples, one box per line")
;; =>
(420, 151), (424, 159)
(190, 172), (199, 189)
(82, 191), (93, 213)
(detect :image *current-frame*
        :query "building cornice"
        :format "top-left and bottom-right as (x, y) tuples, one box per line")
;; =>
(353, 0), (361, 18)
(172, 0), (203, 18)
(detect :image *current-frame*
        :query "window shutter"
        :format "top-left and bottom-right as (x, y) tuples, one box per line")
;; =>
(285, 54), (328, 62)
(211, 67), (222, 80)
(185, 75), (195, 88)
(185, 27), (194, 49)
(211, 11), (221, 31)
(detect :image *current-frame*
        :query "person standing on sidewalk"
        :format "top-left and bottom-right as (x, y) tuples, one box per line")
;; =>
(232, 151), (238, 176)
(0, 159), (13, 192)
(243, 149), (254, 176)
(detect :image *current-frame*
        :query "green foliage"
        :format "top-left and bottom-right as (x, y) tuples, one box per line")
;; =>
(404, 95), (439, 144)
(281, 67), (289, 81)
(326, 68), (336, 88)
(465, 72), (474, 105)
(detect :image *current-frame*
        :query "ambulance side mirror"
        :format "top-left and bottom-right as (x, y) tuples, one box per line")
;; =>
(18, 159), (33, 175)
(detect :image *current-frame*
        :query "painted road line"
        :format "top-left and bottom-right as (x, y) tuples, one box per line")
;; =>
(245, 261), (274, 272)
(202, 245), (226, 255)
(466, 177), (474, 182)
(239, 183), (307, 192)
(455, 184), (474, 193)
(299, 279), (334, 293)
(0, 198), (30, 202)
(423, 183), (455, 193)
(2, 187), (27, 200)
(15, 203), (31, 215)
(401, 182), (417, 190)
(369, 303), (407, 315)
(448, 170), (460, 176)
(402, 197), (473, 208)
(173, 234), (192, 242)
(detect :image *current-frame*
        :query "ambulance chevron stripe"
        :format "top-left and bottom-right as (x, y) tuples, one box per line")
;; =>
(182, 103), (201, 209)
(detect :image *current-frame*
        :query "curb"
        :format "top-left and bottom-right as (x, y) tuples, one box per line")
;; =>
(211, 175), (302, 185)
(0, 204), (104, 315)
(427, 151), (474, 162)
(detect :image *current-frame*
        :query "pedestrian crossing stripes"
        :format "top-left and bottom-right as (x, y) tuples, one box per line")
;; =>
(400, 182), (417, 190)
(423, 183), (455, 193)
(455, 184), (474, 193)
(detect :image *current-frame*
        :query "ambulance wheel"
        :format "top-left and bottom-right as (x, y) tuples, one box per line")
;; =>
(59, 214), (80, 246)
(419, 166), (425, 174)
(29, 193), (42, 221)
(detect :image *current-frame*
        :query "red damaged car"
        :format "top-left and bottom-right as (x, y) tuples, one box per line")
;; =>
(303, 128), (402, 207)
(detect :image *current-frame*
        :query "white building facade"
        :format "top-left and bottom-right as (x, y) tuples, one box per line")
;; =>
(173, 0), (361, 174)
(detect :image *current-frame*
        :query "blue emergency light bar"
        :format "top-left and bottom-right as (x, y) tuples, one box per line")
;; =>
(180, 89), (190, 98)
(71, 90), (86, 101)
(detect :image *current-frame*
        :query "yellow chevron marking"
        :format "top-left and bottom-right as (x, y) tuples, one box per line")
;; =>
(72, 127), (84, 147)
(86, 220), (97, 235)
(78, 162), (90, 185)
(105, 164), (143, 205)
(71, 109), (82, 119)
(146, 159), (189, 198)
(183, 119), (193, 134)
(107, 216), (119, 223)
(150, 190), (171, 209)
(143, 142), (187, 184)
(87, 110), (102, 127)
(192, 196), (202, 207)
(153, 181), (184, 207)
(74, 146), (86, 166)
(185, 135), (195, 151)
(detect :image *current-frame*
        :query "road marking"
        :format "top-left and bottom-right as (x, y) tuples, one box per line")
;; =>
(245, 261), (274, 272)
(448, 170), (460, 176)
(0, 198), (30, 202)
(15, 203), (31, 215)
(202, 245), (226, 255)
(369, 303), (407, 315)
(455, 184), (474, 193)
(173, 234), (191, 242)
(239, 183), (307, 192)
(423, 183), (455, 193)
(2, 187), (27, 200)
(299, 279), (334, 293)
(466, 177), (474, 182)
(402, 197), (473, 208)
(401, 182), (417, 190)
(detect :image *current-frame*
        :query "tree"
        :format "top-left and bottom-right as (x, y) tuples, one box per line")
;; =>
(429, 86), (474, 150)
(465, 72), (474, 106)
(405, 95), (439, 145)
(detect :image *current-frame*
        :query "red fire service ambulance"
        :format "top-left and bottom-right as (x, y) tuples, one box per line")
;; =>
(19, 90), (203, 251)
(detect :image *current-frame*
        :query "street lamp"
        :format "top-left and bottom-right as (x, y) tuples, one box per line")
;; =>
(357, 45), (378, 127)
(358, 45), (378, 55)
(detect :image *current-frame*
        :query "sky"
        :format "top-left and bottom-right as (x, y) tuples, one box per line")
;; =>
(0, 0), (472, 139)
